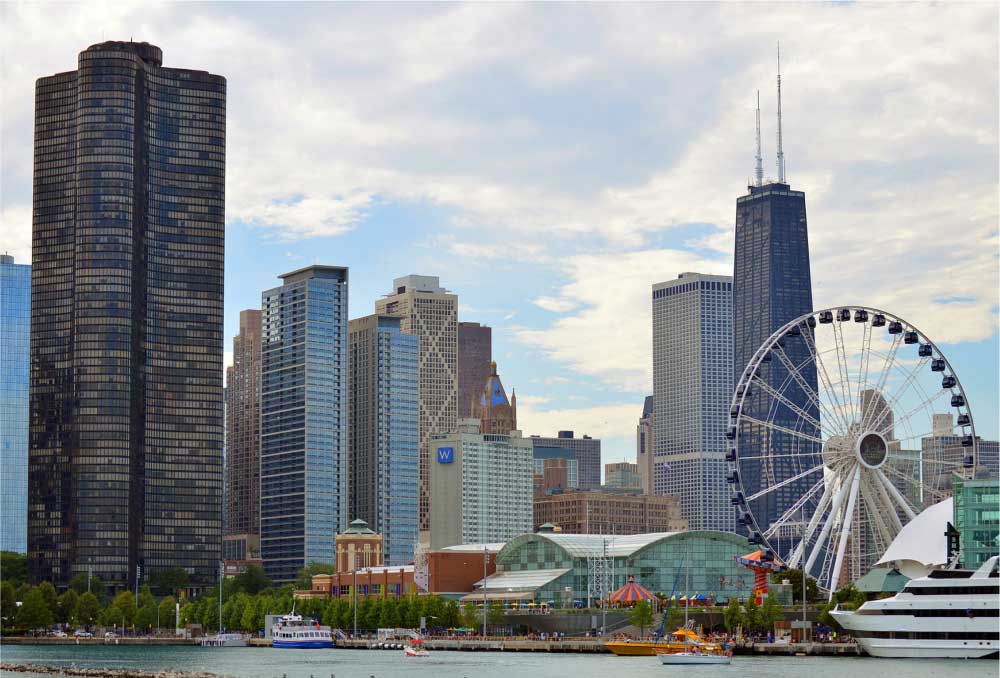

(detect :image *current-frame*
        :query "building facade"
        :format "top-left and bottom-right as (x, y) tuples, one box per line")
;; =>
(733, 182), (817, 538)
(472, 361), (517, 434)
(533, 491), (687, 535)
(428, 419), (534, 549)
(348, 314), (419, 566)
(529, 432), (601, 491)
(1, 254), (30, 553)
(652, 273), (733, 532)
(604, 462), (643, 491)
(952, 474), (1000, 569)
(28, 42), (225, 589)
(533, 447), (578, 496)
(376, 275), (458, 534)
(335, 519), (384, 572)
(458, 322), (491, 418)
(261, 266), (348, 584)
(636, 396), (654, 495)
(225, 310), (262, 564)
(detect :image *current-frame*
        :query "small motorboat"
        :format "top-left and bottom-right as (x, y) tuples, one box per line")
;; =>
(404, 638), (430, 657)
(658, 650), (732, 665)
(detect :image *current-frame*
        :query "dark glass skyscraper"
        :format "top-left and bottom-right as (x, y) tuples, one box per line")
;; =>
(733, 181), (818, 540)
(29, 42), (225, 590)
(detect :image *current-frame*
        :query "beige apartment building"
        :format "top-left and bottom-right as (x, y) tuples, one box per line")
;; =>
(376, 275), (458, 535)
(533, 491), (687, 535)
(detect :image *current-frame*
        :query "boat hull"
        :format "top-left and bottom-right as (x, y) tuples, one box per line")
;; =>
(659, 653), (731, 665)
(605, 641), (724, 657)
(273, 640), (334, 649)
(856, 638), (998, 659)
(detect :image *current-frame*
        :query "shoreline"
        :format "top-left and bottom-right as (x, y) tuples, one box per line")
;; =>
(0, 664), (224, 678)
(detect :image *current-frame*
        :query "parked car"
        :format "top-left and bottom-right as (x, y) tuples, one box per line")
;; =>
(52, 630), (68, 638)
(104, 631), (117, 639)
(74, 630), (93, 638)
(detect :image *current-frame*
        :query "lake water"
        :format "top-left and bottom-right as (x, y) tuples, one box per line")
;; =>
(1, 646), (996, 678)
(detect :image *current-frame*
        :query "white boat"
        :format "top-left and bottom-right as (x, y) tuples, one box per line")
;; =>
(201, 632), (248, 647)
(272, 612), (334, 649)
(659, 651), (731, 665)
(831, 555), (999, 659)
(404, 643), (430, 657)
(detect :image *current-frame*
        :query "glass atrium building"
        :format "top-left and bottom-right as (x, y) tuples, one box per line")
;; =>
(1, 255), (30, 553)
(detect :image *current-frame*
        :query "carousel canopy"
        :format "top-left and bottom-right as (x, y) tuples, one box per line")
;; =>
(608, 576), (656, 603)
(734, 549), (784, 573)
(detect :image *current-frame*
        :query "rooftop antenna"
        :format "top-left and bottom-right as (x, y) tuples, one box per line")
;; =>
(776, 41), (786, 183)
(754, 90), (764, 187)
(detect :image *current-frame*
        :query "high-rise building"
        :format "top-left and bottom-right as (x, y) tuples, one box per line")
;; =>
(348, 314), (420, 566)
(225, 310), (262, 565)
(733, 177), (816, 537)
(376, 275), (458, 534)
(261, 266), (348, 584)
(637, 396), (654, 495)
(428, 419), (533, 549)
(952, 472), (1000, 569)
(529, 431), (601, 490)
(653, 273), (734, 532)
(458, 322), (491, 418)
(532, 447), (578, 496)
(472, 361), (517, 434)
(1, 254), (30, 553)
(533, 491), (687, 535)
(604, 462), (643, 492)
(28, 42), (225, 590)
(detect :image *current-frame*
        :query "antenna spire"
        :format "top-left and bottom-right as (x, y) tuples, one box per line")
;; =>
(754, 90), (763, 187)
(776, 41), (786, 183)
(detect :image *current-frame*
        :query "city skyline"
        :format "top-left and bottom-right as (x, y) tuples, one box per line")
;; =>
(1, 3), (997, 466)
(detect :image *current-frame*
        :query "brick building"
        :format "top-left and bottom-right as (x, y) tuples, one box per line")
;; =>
(533, 491), (687, 535)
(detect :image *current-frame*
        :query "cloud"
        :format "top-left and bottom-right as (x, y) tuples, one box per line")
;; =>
(533, 296), (578, 313)
(518, 401), (640, 442)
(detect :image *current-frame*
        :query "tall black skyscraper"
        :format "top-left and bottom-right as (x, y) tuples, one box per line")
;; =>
(732, 70), (818, 542)
(29, 42), (226, 590)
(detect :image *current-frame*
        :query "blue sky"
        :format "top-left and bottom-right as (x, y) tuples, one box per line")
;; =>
(2, 2), (998, 466)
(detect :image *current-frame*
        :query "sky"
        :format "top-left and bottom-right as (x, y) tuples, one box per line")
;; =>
(1, 2), (998, 467)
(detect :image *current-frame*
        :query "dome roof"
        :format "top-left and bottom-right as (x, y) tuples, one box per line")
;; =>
(875, 497), (952, 579)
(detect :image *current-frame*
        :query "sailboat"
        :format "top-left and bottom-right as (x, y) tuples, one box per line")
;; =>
(657, 544), (731, 666)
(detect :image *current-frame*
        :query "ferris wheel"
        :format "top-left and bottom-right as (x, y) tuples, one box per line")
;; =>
(727, 306), (977, 596)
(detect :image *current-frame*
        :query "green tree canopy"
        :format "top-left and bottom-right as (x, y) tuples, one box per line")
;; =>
(628, 600), (654, 637)
(149, 567), (190, 597)
(487, 601), (505, 628)
(760, 593), (783, 631)
(68, 572), (105, 600)
(832, 583), (867, 610)
(2, 581), (18, 626)
(771, 568), (820, 603)
(37, 581), (58, 616)
(158, 596), (177, 630)
(234, 564), (272, 595)
(135, 602), (157, 632)
(460, 602), (478, 630)
(16, 587), (54, 630)
(56, 589), (79, 624)
(109, 590), (137, 626)
(0, 551), (28, 586)
(723, 597), (743, 632)
(73, 592), (101, 627)
(743, 596), (763, 632)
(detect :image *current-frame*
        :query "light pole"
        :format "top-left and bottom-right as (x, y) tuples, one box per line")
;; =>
(352, 555), (358, 638)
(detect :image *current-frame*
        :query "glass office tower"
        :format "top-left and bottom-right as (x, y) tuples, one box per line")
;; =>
(1, 254), (31, 553)
(261, 266), (348, 584)
(28, 42), (225, 590)
(348, 315), (419, 566)
(733, 182), (818, 542)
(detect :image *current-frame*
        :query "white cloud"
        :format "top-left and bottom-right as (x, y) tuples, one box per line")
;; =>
(519, 401), (640, 442)
(533, 296), (578, 313)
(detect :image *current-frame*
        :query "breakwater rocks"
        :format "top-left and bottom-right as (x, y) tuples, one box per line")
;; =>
(0, 663), (228, 678)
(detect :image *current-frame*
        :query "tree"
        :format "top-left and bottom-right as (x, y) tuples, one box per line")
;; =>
(135, 603), (157, 633)
(233, 564), (272, 595)
(441, 599), (460, 628)
(73, 592), (101, 628)
(628, 600), (654, 638)
(743, 596), (763, 633)
(57, 589), (79, 624)
(16, 588), (54, 630)
(158, 596), (177, 630)
(149, 568), (190, 597)
(68, 573), (105, 601)
(2, 581), (18, 627)
(295, 562), (335, 591)
(772, 568), (820, 603)
(137, 585), (156, 611)
(37, 581), (58, 617)
(460, 602), (478, 630)
(487, 601), (504, 630)
(832, 584), (866, 610)
(760, 594), (783, 632)
(109, 591), (137, 627)
(0, 551), (28, 586)
(723, 597), (743, 633)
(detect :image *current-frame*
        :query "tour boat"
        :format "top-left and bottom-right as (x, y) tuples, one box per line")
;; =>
(831, 555), (999, 659)
(271, 612), (334, 649)
(201, 632), (248, 647)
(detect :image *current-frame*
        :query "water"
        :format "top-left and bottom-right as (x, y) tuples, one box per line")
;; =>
(1, 646), (995, 678)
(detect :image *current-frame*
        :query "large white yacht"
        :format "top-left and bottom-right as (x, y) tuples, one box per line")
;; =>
(832, 555), (998, 658)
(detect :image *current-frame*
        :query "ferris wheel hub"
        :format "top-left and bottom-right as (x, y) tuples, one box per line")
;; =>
(856, 431), (889, 469)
